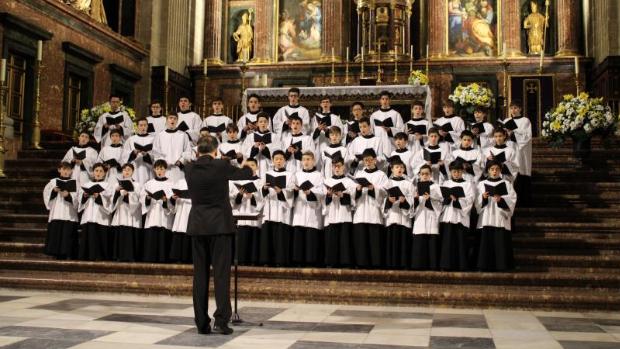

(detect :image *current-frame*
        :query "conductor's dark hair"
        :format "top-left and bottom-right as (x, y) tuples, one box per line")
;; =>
(153, 159), (168, 169)
(449, 160), (464, 171)
(257, 112), (270, 122)
(460, 130), (474, 139)
(58, 161), (73, 170)
(358, 116), (371, 125)
(197, 135), (219, 155)
(121, 163), (135, 171)
(288, 87), (301, 95)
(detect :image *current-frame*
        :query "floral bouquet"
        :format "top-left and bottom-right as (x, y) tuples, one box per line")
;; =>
(542, 92), (618, 147)
(448, 83), (494, 115)
(408, 70), (429, 86)
(74, 102), (136, 139)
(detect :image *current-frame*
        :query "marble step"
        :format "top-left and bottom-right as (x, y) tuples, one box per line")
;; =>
(0, 269), (617, 311)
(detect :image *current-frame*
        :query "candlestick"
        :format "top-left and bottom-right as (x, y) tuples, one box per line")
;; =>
(0, 59), (6, 83)
(409, 45), (413, 74)
(330, 47), (336, 85)
(164, 66), (169, 83)
(0, 77), (6, 177)
(574, 56), (579, 75)
(360, 46), (365, 79)
(502, 41), (507, 60)
(376, 42), (382, 84)
(393, 45), (398, 83)
(345, 47), (350, 85)
(32, 60), (43, 149)
(425, 44), (429, 76)
(37, 40), (42, 62)
(331, 47), (335, 61)
(203, 58), (208, 76)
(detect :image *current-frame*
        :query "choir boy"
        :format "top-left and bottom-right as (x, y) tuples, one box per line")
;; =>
(389, 132), (415, 179)
(411, 165), (443, 270)
(259, 150), (295, 266)
(352, 149), (389, 268)
(320, 126), (347, 179)
(438, 161), (475, 271)
(169, 175), (192, 263)
(147, 100), (166, 135)
(475, 160), (517, 271)
(94, 95), (133, 146)
(451, 130), (483, 182)
(503, 100), (532, 206)
(323, 157), (357, 267)
(483, 128), (520, 183)
(123, 118), (155, 184)
(282, 113), (316, 173)
(273, 87), (310, 137)
(153, 114), (193, 181)
(383, 159), (414, 269)
(110, 164), (142, 262)
(344, 102), (365, 145)
(218, 124), (244, 167)
(97, 129), (124, 186)
(291, 151), (325, 266)
(43, 162), (79, 259)
(141, 160), (175, 263)
(237, 94), (263, 139)
(434, 100), (465, 149)
(311, 96), (344, 149)
(411, 127), (451, 184)
(202, 97), (234, 142)
(370, 91), (405, 154)
(346, 117), (386, 174)
(229, 158), (264, 265)
(78, 163), (113, 261)
(242, 112), (281, 179)
(62, 131), (98, 188)
(177, 96), (204, 143)
(470, 106), (494, 151)
(406, 101), (432, 154)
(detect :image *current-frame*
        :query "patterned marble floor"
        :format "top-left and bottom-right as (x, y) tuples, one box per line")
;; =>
(0, 289), (619, 349)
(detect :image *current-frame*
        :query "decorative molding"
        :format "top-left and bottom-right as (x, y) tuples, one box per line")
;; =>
(109, 64), (141, 82)
(0, 12), (53, 40)
(62, 42), (103, 64)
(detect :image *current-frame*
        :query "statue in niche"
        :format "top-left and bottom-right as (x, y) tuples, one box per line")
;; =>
(70, 0), (108, 24)
(232, 9), (254, 62)
(376, 6), (389, 23)
(523, 0), (547, 54)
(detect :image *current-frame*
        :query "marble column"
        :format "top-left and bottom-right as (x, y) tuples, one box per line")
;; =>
(322, 0), (345, 61)
(204, 0), (224, 64)
(503, 0), (524, 56)
(556, 0), (581, 56)
(428, 0), (446, 58)
(253, 0), (274, 63)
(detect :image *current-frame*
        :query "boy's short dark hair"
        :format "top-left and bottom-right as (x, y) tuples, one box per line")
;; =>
(245, 157), (258, 165)
(331, 156), (345, 165)
(150, 100), (161, 106)
(474, 106), (488, 113)
(226, 124), (239, 133)
(109, 129), (123, 137)
(136, 117), (148, 125)
(288, 87), (300, 95)
(179, 96), (192, 102)
(247, 94), (260, 101)
(485, 160), (502, 172)
(411, 101), (425, 108)
(351, 101), (365, 109)
(109, 94), (122, 101)
(272, 150), (286, 159)
(329, 126), (342, 135)
(92, 162), (107, 172)
(379, 91), (392, 98)
(362, 148), (377, 159)
(153, 159), (168, 169)
(442, 100), (455, 108)
(427, 127), (440, 136)
(449, 160), (464, 171)
(200, 126), (210, 133)
(301, 151), (315, 159)
(257, 112), (270, 122)
(394, 132), (408, 141)
(510, 99), (522, 108)
(358, 116), (371, 125)
(419, 164), (432, 173)
(212, 96), (224, 104)
(390, 159), (405, 168)
(493, 127), (508, 136)
(121, 163), (135, 171)
(58, 161), (73, 170)
(460, 130), (474, 139)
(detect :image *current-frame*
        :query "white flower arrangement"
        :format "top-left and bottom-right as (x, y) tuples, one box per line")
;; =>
(408, 70), (429, 86)
(542, 92), (619, 146)
(448, 83), (494, 110)
(74, 102), (136, 139)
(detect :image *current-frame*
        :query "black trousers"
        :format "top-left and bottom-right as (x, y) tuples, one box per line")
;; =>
(192, 234), (232, 332)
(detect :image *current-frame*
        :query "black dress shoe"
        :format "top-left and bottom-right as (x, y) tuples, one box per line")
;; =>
(197, 326), (211, 335)
(212, 323), (234, 335)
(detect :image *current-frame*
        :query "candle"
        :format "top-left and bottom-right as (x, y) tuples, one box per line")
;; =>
(410, 45), (414, 60)
(346, 47), (349, 62)
(502, 42), (507, 59)
(164, 65), (169, 83)
(426, 44), (429, 60)
(203, 58), (208, 76)
(331, 47), (335, 60)
(0, 59), (6, 83)
(395, 45), (398, 60)
(574, 56), (579, 75)
(410, 45), (414, 72)
(361, 46), (364, 61)
(37, 40), (42, 61)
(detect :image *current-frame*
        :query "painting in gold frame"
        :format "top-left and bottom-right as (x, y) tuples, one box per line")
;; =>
(447, 0), (499, 57)
(276, 0), (323, 63)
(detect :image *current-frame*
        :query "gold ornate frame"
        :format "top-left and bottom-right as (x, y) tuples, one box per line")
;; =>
(443, 0), (503, 59)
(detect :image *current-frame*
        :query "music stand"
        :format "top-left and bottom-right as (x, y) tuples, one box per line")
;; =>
(231, 214), (263, 327)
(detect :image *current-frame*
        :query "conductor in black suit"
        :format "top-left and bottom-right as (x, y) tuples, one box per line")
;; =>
(185, 135), (253, 335)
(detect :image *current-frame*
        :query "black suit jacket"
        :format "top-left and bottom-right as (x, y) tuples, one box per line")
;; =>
(185, 155), (253, 236)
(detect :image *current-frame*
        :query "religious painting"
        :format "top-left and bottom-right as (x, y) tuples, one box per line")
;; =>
(227, 4), (255, 64)
(448, 0), (498, 57)
(277, 0), (322, 62)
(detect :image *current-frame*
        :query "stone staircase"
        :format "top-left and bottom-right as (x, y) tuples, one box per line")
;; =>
(1, 139), (619, 311)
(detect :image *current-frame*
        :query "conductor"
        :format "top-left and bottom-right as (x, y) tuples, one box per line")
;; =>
(185, 135), (253, 335)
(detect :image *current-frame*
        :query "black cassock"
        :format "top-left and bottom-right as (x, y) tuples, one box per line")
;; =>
(184, 155), (252, 333)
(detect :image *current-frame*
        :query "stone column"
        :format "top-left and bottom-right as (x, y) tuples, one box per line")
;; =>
(503, 0), (524, 56)
(204, 0), (224, 64)
(556, 0), (581, 56)
(253, 0), (274, 63)
(428, 0), (446, 58)
(321, 0), (345, 61)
